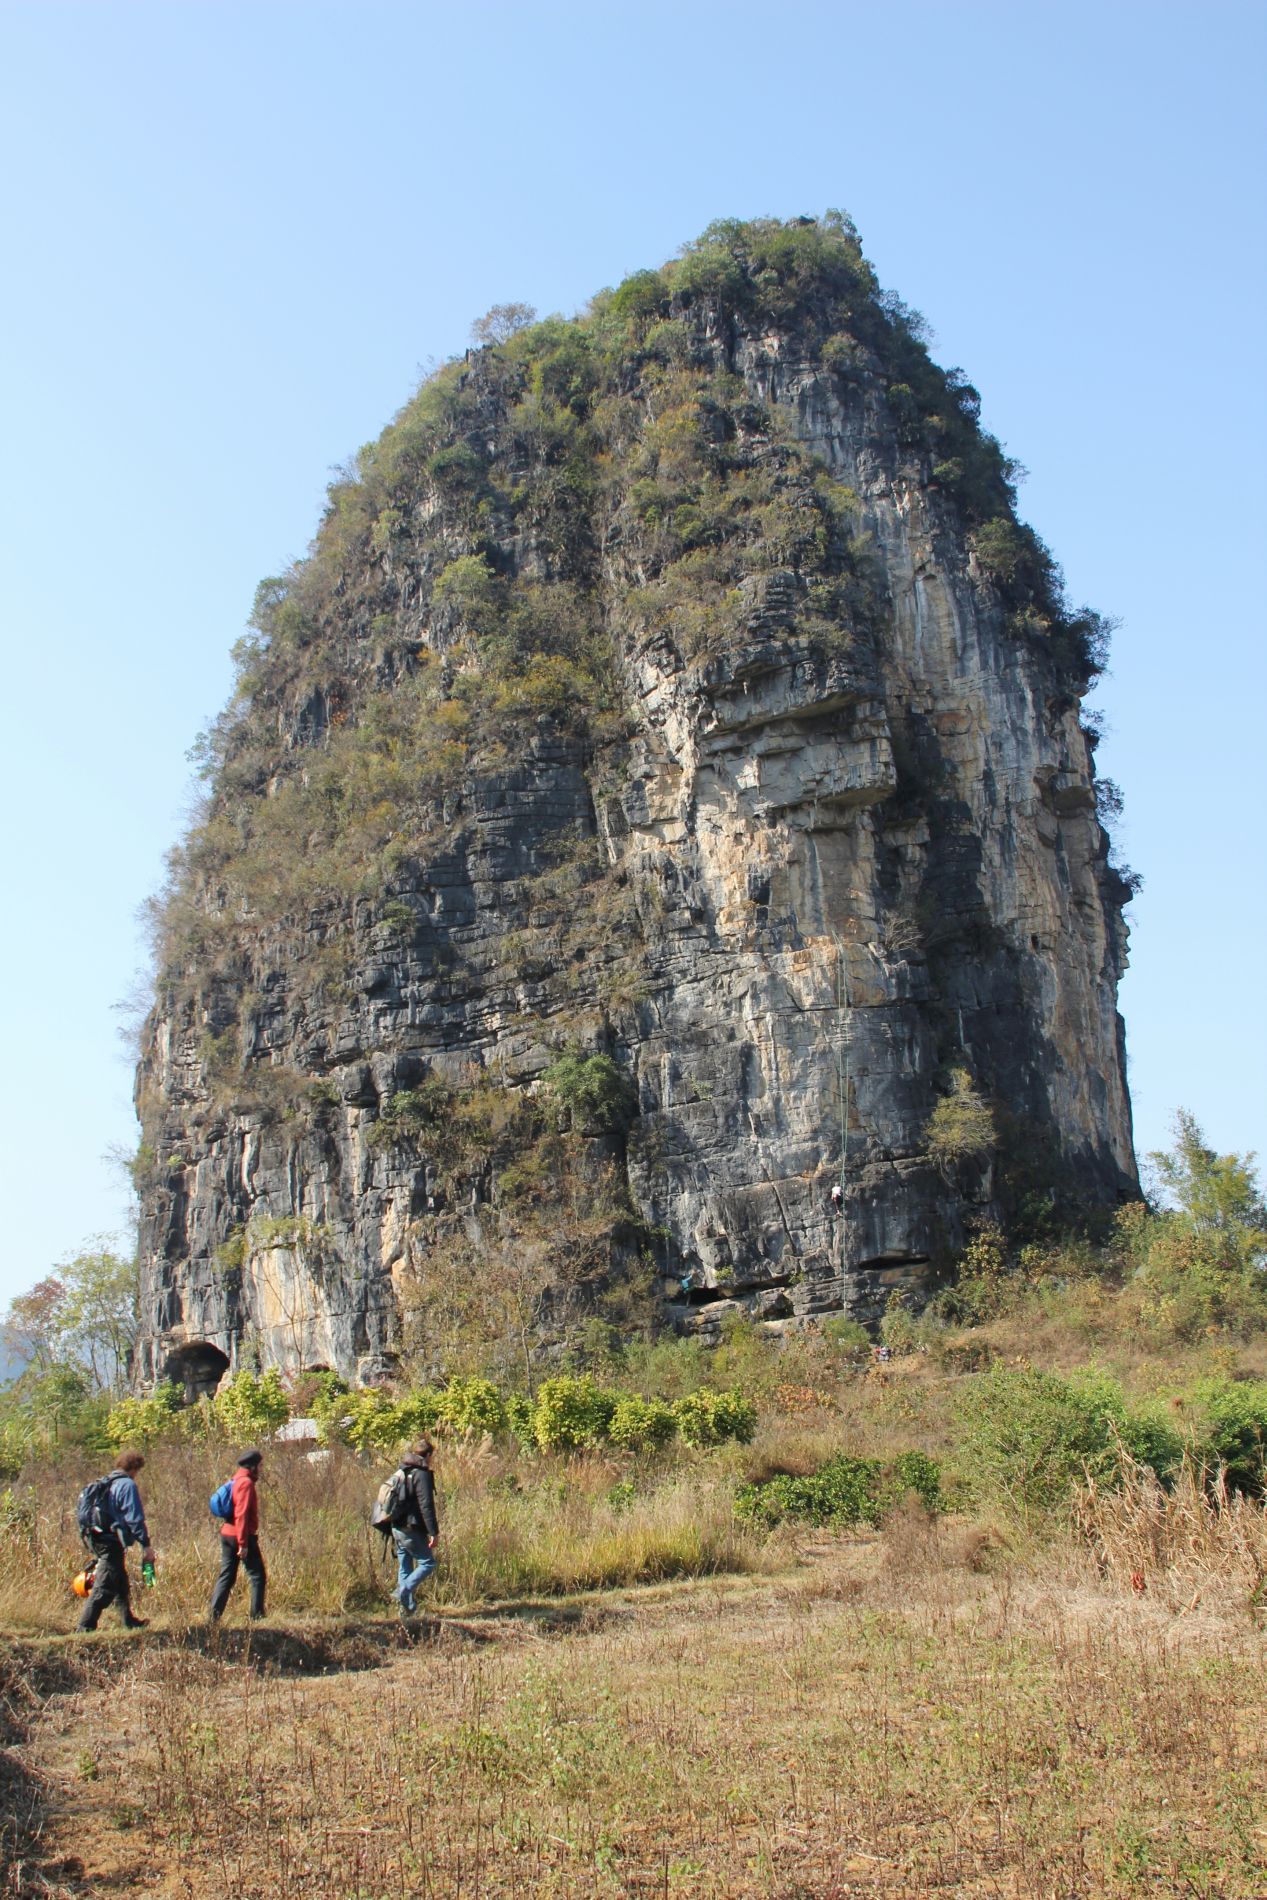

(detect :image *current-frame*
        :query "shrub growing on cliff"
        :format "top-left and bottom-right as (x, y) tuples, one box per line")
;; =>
(925, 1069), (996, 1175)
(541, 1051), (637, 1135)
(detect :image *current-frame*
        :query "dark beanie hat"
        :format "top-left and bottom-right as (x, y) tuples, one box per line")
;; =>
(238, 1449), (263, 1468)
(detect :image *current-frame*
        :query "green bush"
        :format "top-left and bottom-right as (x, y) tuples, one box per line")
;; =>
(541, 1051), (637, 1134)
(822, 1316), (871, 1355)
(326, 1386), (441, 1455)
(925, 1068), (996, 1171)
(873, 1450), (943, 1516)
(608, 269), (667, 326)
(505, 1392), (536, 1450)
(671, 1388), (756, 1449)
(608, 1394), (677, 1454)
(532, 1376), (617, 1452)
(437, 1376), (506, 1439)
(1116, 1405), (1186, 1486)
(1130, 1113), (1267, 1341)
(213, 1368), (291, 1440)
(879, 1294), (923, 1356)
(735, 1449), (941, 1531)
(952, 1366), (1181, 1517)
(104, 1380), (183, 1450)
(1188, 1377), (1267, 1496)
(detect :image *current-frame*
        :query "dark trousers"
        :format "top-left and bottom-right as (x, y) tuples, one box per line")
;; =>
(77, 1533), (136, 1631)
(209, 1534), (266, 1621)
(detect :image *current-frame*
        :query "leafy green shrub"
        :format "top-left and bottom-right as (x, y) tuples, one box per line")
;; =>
(437, 1376), (506, 1439)
(541, 1051), (637, 1134)
(325, 1386), (441, 1455)
(505, 1392), (536, 1450)
(952, 1366), (1180, 1517)
(736, 1449), (940, 1531)
(822, 1316), (871, 1355)
(433, 553), (502, 620)
(426, 442), (486, 494)
(879, 1294), (923, 1355)
(606, 1477), (637, 1513)
(104, 1380), (183, 1450)
(532, 1376), (617, 1452)
(970, 517), (1045, 589)
(366, 1079), (454, 1151)
(609, 269), (667, 326)
(873, 1450), (943, 1516)
(213, 1368), (291, 1440)
(1187, 1377), (1267, 1496)
(936, 1224), (1010, 1324)
(671, 1388), (756, 1449)
(1129, 1114), (1267, 1342)
(925, 1068), (996, 1172)
(214, 1227), (247, 1272)
(608, 1394), (677, 1454)
(1116, 1405), (1186, 1486)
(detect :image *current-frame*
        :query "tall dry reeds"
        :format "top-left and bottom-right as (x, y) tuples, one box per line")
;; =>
(0, 1437), (765, 1633)
(1072, 1454), (1267, 1617)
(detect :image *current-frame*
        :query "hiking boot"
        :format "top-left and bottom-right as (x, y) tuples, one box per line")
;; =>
(123, 1616), (149, 1630)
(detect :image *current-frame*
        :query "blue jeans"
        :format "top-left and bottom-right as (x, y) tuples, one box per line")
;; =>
(391, 1526), (436, 1611)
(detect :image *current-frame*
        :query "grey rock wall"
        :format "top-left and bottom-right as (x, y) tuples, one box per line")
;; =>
(133, 303), (1135, 1388)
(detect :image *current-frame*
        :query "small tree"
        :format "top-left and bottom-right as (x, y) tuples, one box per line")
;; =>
(925, 1069), (996, 1176)
(1146, 1111), (1266, 1270)
(1, 1243), (138, 1394)
(470, 302), (537, 348)
(542, 1050), (637, 1134)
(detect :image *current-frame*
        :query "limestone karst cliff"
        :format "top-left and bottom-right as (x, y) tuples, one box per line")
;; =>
(132, 214), (1136, 1394)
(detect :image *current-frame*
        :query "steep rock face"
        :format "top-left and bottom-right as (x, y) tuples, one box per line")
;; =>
(133, 218), (1135, 1388)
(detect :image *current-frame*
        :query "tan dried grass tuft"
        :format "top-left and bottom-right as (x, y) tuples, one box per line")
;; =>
(1072, 1453), (1267, 1618)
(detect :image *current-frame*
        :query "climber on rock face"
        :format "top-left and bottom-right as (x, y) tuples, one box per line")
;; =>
(830, 1183), (843, 1212)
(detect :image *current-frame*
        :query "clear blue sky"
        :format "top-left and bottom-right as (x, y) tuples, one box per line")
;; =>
(1, 1), (1263, 1307)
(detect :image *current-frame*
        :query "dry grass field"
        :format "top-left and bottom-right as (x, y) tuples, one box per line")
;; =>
(4, 1503), (1265, 1900)
(4, 1282), (1266, 1897)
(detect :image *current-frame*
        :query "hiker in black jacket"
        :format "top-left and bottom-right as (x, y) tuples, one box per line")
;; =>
(391, 1439), (439, 1619)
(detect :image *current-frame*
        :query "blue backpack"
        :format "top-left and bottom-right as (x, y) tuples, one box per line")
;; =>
(209, 1479), (234, 1521)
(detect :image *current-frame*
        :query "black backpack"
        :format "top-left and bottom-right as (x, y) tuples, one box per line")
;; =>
(76, 1474), (116, 1542)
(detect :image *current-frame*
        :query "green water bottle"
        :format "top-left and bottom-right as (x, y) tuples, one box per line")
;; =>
(141, 1558), (156, 1588)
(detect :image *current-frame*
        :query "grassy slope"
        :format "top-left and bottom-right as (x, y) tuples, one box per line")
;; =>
(8, 1538), (1265, 1899)
(5, 1281), (1267, 1896)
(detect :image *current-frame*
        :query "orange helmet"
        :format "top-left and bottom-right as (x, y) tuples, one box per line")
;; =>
(71, 1567), (95, 1599)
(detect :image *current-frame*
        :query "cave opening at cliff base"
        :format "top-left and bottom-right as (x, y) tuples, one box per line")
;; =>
(164, 1340), (230, 1401)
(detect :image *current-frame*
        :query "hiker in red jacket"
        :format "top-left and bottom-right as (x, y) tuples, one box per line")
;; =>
(209, 1448), (266, 1622)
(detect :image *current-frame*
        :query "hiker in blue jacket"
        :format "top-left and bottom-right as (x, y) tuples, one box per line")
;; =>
(77, 1450), (155, 1632)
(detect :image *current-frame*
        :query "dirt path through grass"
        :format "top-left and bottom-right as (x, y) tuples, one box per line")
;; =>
(8, 1537), (1266, 1898)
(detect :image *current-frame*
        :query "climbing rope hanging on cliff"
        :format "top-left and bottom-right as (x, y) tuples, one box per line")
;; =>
(832, 928), (851, 1219)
